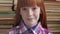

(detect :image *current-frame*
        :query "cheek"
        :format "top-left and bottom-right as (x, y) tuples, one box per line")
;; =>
(20, 12), (28, 21)
(35, 9), (40, 18)
(20, 11), (26, 18)
(34, 11), (40, 20)
(20, 11), (27, 16)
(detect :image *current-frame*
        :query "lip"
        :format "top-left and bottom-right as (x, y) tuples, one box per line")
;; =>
(27, 18), (34, 20)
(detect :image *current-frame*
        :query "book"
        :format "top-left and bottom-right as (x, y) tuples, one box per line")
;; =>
(0, 6), (12, 11)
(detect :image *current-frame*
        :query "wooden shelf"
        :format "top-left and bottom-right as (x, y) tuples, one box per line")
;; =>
(0, 6), (12, 11)
(0, 25), (12, 29)
(0, 19), (15, 25)
(0, 1), (12, 4)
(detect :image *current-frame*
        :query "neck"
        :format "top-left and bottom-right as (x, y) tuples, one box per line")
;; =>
(24, 22), (38, 29)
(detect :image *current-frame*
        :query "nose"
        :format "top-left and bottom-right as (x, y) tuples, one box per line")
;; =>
(28, 9), (33, 16)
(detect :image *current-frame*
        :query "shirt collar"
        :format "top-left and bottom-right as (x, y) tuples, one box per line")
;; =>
(18, 21), (42, 34)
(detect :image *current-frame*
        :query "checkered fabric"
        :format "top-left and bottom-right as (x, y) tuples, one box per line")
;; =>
(7, 22), (53, 34)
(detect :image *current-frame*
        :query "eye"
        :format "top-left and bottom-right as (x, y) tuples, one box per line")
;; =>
(22, 8), (27, 10)
(32, 7), (37, 10)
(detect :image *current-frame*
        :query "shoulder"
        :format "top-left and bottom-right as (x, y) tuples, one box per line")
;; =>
(39, 22), (53, 34)
(6, 26), (20, 34)
(41, 28), (53, 34)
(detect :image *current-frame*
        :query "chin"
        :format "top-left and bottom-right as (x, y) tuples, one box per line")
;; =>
(28, 22), (36, 24)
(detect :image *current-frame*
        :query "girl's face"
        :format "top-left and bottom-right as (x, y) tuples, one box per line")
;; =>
(20, 6), (40, 27)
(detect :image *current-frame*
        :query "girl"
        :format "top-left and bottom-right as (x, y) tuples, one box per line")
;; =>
(7, 0), (52, 34)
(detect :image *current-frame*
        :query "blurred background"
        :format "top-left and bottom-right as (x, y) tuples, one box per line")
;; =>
(0, 0), (60, 34)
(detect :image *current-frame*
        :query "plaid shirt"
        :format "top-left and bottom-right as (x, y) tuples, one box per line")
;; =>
(7, 22), (52, 34)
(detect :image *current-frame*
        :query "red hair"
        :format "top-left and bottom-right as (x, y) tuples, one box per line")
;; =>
(14, 0), (47, 29)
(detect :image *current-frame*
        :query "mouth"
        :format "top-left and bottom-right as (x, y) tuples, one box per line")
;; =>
(27, 18), (34, 20)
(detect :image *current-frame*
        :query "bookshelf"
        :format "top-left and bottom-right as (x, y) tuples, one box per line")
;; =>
(44, 1), (60, 33)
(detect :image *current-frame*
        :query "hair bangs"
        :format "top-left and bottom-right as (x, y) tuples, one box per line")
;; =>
(19, 0), (39, 7)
